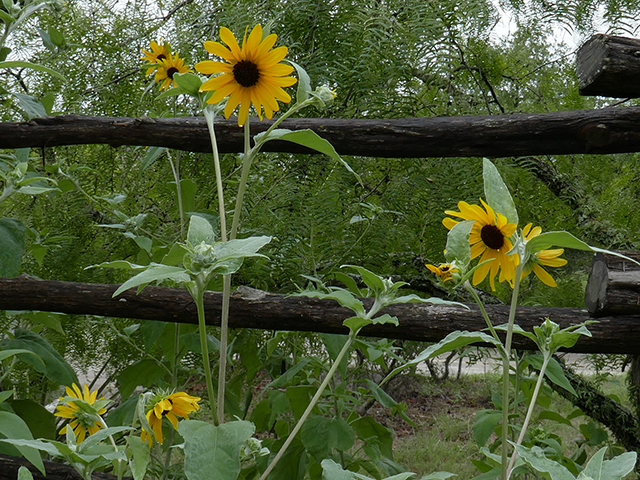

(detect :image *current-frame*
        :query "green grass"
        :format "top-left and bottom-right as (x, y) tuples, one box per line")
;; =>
(391, 373), (639, 479)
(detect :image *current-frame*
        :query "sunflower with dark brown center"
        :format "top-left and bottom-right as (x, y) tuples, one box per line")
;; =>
(443, 199), (518, 290)
(141, 40), (171, 75)
(154, 53), (192, 91)
(195, 24), (297, 126)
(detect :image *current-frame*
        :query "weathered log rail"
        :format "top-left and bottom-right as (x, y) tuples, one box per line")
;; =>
(1, 275), (639, 354)
(3, 108), (640, 158)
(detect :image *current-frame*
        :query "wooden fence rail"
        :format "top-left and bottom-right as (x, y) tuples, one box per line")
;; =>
(2, 275), (639, 354)
(2, 108), (640, 158)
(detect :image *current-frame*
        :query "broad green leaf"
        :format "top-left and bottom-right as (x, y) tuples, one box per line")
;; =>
(445, 220), (474, 267)
(321, 459), (356, 480)
(343, 316), (372, 332)
(78, 426), (133, 452)
(288, 60), (311, 102)
(214, 235), (272, 262)
(350, 416), (394, 458)
(537, 410), (573, 427)
(320, 333), (349, 377)
(0, 348), (40, 362)
(343, 265), (384, 292)
(260, 129), (362, 185)
(0, 218), (26, 277)
(0, 437), (63, 460)
(0, 328), (77, 385)
(173, 72), (203, 96)
(89, 260), (147, 270)
(0, 390), (13, 404)
(117, 358), (169, 399)
(266, 358), (312, 388)
(15, 185), (57, 195)
(370, 313), (398, 326)
(179, 420), (255, 480)
(301, 289), (365, 317)
(112, 264), (190, 297)
(483, 159), (518, 225)
(473, 409), (502, 446)
(49, 26), (64, 48)
(187, 214), (216, 245)
(384, 331), (501, 382)
(301, 415), (355, 460)
(0, 412), (45, 474)
(526, 355), (576, 395)
(420, 474), (456, 480)
(526, 231), (592, 254)
(18, 466), (34, 480)
(514, 444), (574, 480)
(389, 295), (468, 309)
(126, 436), (150, 480)
(329, 271), (363, 296)
(140, 146), (166, 171)
(0, 10), (15, 27)
(13, 93), (47, 119)
(9, 399), (56, 440)
(23, 311), (65, 335)
(0, 61), (66, 81)
(597, 451), (637, 480)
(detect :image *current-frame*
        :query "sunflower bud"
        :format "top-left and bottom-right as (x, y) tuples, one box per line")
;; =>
(310, 86), (337, 108)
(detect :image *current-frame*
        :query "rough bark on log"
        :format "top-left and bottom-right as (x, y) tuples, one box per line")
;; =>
(1, 275), (640, 354)
(3, 109), (640, 157)
(0, 453), (125, 480)
(585, 251), (640, 317)
(576, 34), (640, 98)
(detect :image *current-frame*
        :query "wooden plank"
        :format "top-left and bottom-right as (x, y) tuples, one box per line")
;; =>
(577, 34), (640, 98)
(3, 109), (640, 157)
(0, 275), (638, 354)
(585, 251), (640, 316)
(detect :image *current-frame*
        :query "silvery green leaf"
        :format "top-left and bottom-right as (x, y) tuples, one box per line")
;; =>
(483, 158), (518, 226)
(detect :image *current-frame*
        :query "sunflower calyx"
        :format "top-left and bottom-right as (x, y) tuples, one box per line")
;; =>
(309, 86), (336, 109)
(184, 241), (217, 273)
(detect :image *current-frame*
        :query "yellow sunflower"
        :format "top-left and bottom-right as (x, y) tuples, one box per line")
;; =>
(521, 223), (567, 287)
(54, 383), (107, 443)
(141, 40), (171, 75)
(141, 391), (201, 445)
(425, 263), (458, 283)
(196, 24), (297, 126)
(154, 53), (192, 91)
(443, 199), (518, 290)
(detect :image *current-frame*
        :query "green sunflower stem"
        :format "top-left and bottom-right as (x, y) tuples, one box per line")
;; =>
(216, 274), (231, 424)
(500, 261), (525, 480)
(463, 281), (505, 353)
(230, 119), (253, 240)
(204, 107), (228, 242)
(258, 330), (358, 480)
(192, 280), (218, 426)
(506, 352), (552, 476)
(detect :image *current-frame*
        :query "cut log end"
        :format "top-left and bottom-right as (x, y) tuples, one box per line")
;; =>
(577, 34), (640, 98)
(585, 251), (640, 316)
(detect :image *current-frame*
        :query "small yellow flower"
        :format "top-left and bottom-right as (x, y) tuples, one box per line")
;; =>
(141, 391), (201, 445)
(153, 53), (192, 91)
(521, 223), (567, 287)
(141, 40), (171, 75)
(54, 383), (107, 443)
(443, 199), (518, 290)
(426, 263), (458, 283)
(196, 24), (297, 126)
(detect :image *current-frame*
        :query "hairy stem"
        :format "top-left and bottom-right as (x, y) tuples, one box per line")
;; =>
(192, 280), (217, 425)
(501, 261), (525, 480)
(507, 353), (551, 475)
(258, 330), (357, 480)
